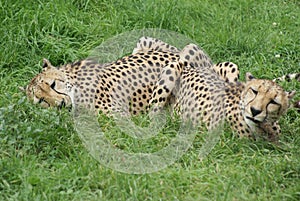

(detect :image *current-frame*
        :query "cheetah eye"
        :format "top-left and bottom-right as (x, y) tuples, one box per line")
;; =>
(50, 81), (56, 89)
(269, 99), (279, 105)
(250, 88), (258, 95)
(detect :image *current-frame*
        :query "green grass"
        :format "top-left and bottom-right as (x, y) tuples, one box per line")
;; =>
(1, 0), (300, 200)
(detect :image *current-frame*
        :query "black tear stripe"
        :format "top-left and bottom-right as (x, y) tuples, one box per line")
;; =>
(246, 88), (257, 106)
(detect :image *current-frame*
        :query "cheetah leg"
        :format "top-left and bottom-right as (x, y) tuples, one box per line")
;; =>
(180, 44), (239, 83)
(212, 62), (240, 83)
(148, 61), (183, 117)
(179, 44), (213, 69)
(132, 36), (179, 54)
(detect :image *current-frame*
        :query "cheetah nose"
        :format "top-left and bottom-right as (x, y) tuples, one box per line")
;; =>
(250, 106), (262, 117)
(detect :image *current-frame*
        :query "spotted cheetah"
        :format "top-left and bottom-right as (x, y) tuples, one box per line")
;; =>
(135, 37), (297, 141)
(24, 37), (297, 142)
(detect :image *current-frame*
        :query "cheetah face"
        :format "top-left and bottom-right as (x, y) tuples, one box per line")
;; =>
(241, 72), (295, 128)
(25, 59), (72, 109)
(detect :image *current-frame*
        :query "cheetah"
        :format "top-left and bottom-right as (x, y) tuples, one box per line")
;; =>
(24, 37), (236, 116)
(24, 39), (188, 116)
(134, 37), (297, 141)
(24, 37), (297, 142)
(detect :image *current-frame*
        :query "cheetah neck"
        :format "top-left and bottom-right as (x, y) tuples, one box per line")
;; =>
(222, 83), (252, 137)
(61, 60), (103, 111)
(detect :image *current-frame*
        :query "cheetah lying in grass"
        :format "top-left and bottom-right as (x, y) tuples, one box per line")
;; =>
(24, 37), (299, 142)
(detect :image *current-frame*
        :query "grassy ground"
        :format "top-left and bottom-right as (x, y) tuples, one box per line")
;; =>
(1, 0), (300, 200)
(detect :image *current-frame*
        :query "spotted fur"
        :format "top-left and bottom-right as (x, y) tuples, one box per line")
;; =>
(135, 37), (295, 141)
(25, 37), (296, 142)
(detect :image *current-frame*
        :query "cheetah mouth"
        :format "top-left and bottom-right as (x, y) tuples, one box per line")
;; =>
(58, 98), (72, 109)
(58, 99), (66, 109)
(246, 116), (262, 124)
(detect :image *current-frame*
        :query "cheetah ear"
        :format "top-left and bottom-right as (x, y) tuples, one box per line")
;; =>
(286, 90), (296, 100)
(42, 58), (54, 69)
(245, 72), (256, 81)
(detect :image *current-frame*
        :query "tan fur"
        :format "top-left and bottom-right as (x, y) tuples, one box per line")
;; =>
(25, 37), (296, 142)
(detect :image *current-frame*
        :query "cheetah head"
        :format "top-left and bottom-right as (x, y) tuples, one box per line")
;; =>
(241, 72), (295, 130)
(24, 59), (72, 109)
